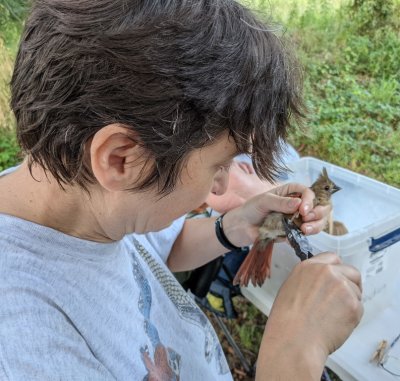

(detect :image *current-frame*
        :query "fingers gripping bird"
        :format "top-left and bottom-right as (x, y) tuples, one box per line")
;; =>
(233, 168), (342, 288)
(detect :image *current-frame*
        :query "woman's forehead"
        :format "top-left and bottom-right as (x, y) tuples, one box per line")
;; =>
(198, 134), (239, 162)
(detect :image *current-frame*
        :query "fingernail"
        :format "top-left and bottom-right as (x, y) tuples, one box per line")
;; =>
(303, 204), (310, 213)
(305, 225), (313, 234)
(307, 212), (316, 220)
(288, 198), (300, 208)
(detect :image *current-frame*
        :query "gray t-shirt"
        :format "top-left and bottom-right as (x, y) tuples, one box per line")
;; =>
(0, 210), (231, 380)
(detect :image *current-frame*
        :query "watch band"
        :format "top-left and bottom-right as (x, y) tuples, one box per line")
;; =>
(215, 213), (242, 251)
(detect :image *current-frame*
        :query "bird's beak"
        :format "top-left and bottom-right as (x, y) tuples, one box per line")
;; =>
(331, 185), (341, 194)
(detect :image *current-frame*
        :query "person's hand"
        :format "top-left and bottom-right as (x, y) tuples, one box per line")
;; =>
(268, 252), (363, 354)
(222, 182), (329, 248)
(233, 168), (340, 287)
(256, 252), (363, 380)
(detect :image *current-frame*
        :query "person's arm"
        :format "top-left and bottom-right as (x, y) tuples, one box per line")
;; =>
(169, 181), (363, 380)
(255, 252), (363, 380)
(167, 182), (328, 272)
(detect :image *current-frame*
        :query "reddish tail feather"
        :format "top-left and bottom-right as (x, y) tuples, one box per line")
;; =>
(233, 238), (274, 287)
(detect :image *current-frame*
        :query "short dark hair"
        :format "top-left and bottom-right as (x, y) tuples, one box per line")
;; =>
(11, 0), (304, 194)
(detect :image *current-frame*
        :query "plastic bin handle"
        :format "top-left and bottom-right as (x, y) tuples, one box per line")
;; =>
(369, 227), (400, 253)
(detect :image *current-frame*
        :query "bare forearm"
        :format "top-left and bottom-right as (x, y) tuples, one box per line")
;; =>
(256, 332), (326, 381)
(167, 217), (225, 272)
(167, 213), (245, 272)
(255, 252), (362, 380)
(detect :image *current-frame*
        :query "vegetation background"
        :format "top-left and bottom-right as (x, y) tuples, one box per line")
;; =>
(0, 0), (399, 380)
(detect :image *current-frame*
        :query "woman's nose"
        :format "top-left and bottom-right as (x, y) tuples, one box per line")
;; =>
(211, 169), (230, 196)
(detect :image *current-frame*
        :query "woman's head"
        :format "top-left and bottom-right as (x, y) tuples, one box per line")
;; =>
(12, 0), (304, 195)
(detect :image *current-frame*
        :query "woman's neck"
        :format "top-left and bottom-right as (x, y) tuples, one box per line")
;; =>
(0, 161), (113, 242)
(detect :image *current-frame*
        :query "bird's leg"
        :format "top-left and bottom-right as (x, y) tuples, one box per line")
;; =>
(328, 210), (334, 235)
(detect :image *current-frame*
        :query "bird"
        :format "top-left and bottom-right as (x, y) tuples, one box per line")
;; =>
(233, 167), (342, 287)
(324, 219), (348, 236)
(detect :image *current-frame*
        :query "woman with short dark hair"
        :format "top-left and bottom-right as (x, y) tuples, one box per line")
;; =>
(0, 1), (362, 379)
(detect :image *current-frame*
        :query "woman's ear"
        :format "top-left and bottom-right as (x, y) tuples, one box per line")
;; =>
(89, 124), (149, 191)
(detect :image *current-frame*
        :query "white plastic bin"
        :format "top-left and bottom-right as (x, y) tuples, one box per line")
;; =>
(247, 157), (400, 324)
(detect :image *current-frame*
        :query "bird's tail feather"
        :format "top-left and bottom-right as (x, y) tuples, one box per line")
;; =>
(233, 238), (274, 287)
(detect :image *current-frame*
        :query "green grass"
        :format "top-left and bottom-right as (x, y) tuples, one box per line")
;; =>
(0, 128), (20, 171)
(260, 0), (400, 187)
(0, 30), (20, 170)
(0, 38), (15, 129)
(0, 1), (24, 168)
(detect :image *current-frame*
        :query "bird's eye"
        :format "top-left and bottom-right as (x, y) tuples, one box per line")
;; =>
(324, 185), (330, 191)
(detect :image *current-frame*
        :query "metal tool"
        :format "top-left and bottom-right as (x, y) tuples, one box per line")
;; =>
(282, 217), (314, 261)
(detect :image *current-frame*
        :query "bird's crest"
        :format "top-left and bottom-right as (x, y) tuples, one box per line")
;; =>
(311, 167), (341, 205)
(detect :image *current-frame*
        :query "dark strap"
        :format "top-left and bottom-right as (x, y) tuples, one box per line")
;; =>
(215, 213), (242, 251)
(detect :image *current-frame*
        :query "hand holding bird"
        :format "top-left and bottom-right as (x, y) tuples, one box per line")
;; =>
(233, 168), (343, 287)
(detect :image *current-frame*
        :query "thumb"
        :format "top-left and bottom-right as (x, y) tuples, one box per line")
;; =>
(258, 192), (302, 215)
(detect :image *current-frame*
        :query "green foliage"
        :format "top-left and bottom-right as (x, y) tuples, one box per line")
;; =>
(291, 69), (400, 184)
(0, 0), (25, 121)
(232, 302), (266, 352)
(256, 0), (400, 187)
(0, 129), (20, 170)
(0, 38), (14, 130)
(348, 0), (397, 33)
(0, 0), (26, 48)
(0, 0), (27, 23)
(0, 0), (25, 167)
